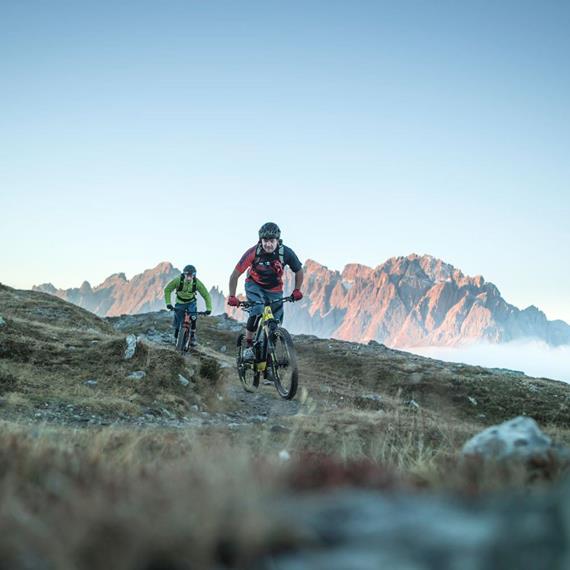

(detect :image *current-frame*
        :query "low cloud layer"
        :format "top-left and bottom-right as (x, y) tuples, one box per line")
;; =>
(410, 341), (570, 385)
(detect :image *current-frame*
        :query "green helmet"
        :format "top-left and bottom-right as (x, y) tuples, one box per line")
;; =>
(183, 265), (196, 276)
(258, 222), (281, 240)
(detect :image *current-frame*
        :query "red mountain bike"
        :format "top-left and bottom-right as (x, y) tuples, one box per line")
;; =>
(170, 307), (208, 354)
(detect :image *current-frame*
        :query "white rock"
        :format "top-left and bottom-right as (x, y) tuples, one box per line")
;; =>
(462, 416), (553, 460)
(467, 396), (478, 406)
(278, 450), (291, 462)
(124, 335), (137, 360)
(178, 374), (190, 387)
(128, 371), (146, 380)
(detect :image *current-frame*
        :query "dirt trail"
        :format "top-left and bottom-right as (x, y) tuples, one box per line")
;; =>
(162, 335), (305, 428)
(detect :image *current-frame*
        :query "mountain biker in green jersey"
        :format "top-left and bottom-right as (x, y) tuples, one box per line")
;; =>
(164, 265), (212, 347)
(227, 222), (304, 363)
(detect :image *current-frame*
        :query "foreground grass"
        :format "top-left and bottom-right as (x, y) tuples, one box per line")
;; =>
(1, 409), (569, 570)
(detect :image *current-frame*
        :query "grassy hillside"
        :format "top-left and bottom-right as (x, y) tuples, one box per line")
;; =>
(1, 283), (570, 568)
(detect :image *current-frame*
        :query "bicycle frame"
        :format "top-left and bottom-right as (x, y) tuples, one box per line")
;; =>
(239, 296), (292, 371)
(173, 307), (208, 353)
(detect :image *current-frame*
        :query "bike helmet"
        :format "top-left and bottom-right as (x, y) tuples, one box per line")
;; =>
(183, 265), (196, 276)
(258, 222), (281, 240)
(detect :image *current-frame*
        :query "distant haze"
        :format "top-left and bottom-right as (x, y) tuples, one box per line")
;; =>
(411, 342), (570, 385)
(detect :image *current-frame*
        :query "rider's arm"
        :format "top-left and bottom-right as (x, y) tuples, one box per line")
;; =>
(196, 279), (213, 312)
(294, 268), (304, 290)
(228, 269), (240, 297)
(164, 277), (180, 306)
(229, 246), (256, 296)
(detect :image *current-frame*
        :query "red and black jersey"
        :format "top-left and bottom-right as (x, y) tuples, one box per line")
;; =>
(235, 243), (302, 292)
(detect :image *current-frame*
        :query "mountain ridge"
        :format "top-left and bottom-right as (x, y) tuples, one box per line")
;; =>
(33, 254), (570, 347)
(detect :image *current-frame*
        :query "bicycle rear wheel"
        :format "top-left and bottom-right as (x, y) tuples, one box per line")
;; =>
(236, 333), (259, 392)
(270, 327), (298, 400)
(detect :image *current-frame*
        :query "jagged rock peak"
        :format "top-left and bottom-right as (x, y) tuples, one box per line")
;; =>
(150, 261), (175, 273)
(33, 283), (57, 294)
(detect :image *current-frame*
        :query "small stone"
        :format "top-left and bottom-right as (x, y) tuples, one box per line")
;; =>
(467, 396), (478, 406)
(84, 379), (98, 387)
(278, 450), (291, 462)
(0, 316), (6, 327)
(178, 374), (190, 386)
(190, 405), (199, 412)
(220, 345), (227, 353)
(408, 399), (420, 410)
(127, 371), (146, 380)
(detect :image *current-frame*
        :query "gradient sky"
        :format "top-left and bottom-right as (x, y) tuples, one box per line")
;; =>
(1, 0), (569, 321)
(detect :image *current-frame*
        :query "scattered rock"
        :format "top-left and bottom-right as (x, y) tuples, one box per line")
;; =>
(178, 374), (190, 387)
(0, 315), (6, 327)
(363, 394), (383, 402)
(408, 372), (423, 384)
(468, 396), (478, 406)
(278, 450), (291, 462)
(271, 424), (291, 434)
(220, 345), (227, 353)
(84, 379), (98, 387)
(128, 371), (146, 381)
(408, 399), (420, 410)
(462, 416), (568, 462)
(123, 335), (137, 360)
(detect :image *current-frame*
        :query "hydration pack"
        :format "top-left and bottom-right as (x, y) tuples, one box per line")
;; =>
(253, 241), (285, 267)
(177, 274), (197, 295)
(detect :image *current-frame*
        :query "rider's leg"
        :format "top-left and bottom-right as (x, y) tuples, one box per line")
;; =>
(189, 301), (198, 345)
(173, 305), (184, 338)
(245, 315), (259, 345)
(244, 281), (265, 346)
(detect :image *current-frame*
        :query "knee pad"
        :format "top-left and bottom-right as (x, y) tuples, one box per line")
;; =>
(246, 315), (259, 332)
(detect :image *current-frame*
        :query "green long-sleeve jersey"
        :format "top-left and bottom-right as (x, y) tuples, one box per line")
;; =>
(164, 276), (212, 311)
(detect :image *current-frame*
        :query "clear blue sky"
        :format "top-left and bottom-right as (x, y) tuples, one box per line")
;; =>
(2, 0), (569, 321)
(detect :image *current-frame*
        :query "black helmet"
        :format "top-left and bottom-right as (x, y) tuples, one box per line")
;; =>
(183, 265), (196, 276)
(258, 222), (281, 240)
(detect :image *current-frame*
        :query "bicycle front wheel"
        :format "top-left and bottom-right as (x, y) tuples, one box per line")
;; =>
(176, 323), (189, 354)
(236, 333), (259, 392)
(270, 327), (298, 400)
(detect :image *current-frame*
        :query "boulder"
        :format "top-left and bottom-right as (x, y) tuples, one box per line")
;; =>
(462, 416), (561, 461)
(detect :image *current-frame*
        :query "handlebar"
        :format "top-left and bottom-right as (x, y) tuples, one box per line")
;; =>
(168, 307), (210, 316)
(236, 296), (294, 310)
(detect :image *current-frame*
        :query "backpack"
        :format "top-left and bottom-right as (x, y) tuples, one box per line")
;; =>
(176, 274), (197, 296)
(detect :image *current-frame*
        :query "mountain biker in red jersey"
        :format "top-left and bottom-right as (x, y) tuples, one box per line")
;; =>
(227, 222), (304, 362)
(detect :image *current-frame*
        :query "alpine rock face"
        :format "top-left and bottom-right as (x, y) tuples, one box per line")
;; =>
(33, 262), (227, 317)
(282, 254), (570, 347)
(34, 254), (570, 347)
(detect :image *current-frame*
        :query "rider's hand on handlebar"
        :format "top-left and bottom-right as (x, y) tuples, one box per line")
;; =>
(166, 304), (174, 310)
(227, 295), (240, 307)
(291, 289), (303, 301)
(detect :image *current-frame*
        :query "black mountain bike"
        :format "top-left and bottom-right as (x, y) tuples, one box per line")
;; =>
(169, 307), (208, 354)
(236, 296), (298, 400)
